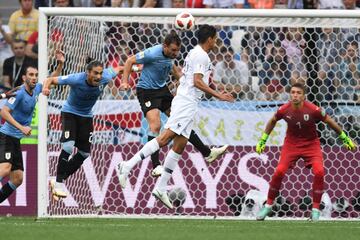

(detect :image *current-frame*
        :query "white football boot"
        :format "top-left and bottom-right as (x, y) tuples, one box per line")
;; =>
(117, 162), (129, 189)
(151, 165), (164, 177)
(49, 179), (67, 200)
(205, 145), (229, 163)
(152, 188), (173, 209)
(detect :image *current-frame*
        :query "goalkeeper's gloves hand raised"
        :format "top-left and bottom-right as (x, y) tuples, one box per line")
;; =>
(339, 131), (357, 151)
(256, 133), (269, 154)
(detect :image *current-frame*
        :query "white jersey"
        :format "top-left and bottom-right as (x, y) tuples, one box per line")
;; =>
(177, 45), (212, 104)
(164, 45), (212, 139)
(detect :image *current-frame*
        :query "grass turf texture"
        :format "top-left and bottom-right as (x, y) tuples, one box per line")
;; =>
(0, 217), (359, 240)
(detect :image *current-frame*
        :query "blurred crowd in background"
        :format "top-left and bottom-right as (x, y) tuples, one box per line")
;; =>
(0, 0), (359, 144)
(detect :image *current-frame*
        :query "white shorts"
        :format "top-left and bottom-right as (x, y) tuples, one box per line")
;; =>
(164, 96), (197, 139)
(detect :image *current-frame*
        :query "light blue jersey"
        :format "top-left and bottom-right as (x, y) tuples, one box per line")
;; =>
(136, 44), (173, 89)
(58, 67), (117, 117)
(0, 83), (42, 139)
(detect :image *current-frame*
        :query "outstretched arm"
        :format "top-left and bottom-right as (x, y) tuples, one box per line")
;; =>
(193, 73), (234, 102)
(323, 115), (342, 134)
(167, 65), (182, 93)
(50, 50), (65, 77)
(171, 65), (182, 81)
(256, 114), (278, 154)
(42, 76), (60, 96)
(120, 55), (137, 90)
(324, 115), (357, 151)
(111, 65), (124, 75)
(263, 115), (278, 135)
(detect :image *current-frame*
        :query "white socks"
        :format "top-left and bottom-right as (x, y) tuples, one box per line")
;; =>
(124, 138), (160, 172)
(157, 149), (181, 192)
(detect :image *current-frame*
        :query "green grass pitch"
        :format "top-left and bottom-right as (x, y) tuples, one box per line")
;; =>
(0, 217), (359, 240)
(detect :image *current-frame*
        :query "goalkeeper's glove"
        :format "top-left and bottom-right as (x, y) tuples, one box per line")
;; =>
(339, 131), (356, 151)
(256, 133), (269, 154)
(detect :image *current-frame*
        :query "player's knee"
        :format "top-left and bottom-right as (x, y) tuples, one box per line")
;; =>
(156, 138), (167, 147)
(11, 173), (23, 186)
(149, 124), (161, 134)
(0, 164), (12, 176)
(313, 166), (325, 178)
(172, 144), (185, 154)
(156, 135), (170, 147)
(274, 165), (287, 178)
(62, 140), (75, 154)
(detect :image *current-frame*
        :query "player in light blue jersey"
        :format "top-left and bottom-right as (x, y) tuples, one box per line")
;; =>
(120, 31), (228, 177)
(0, 66), (41, 203)
(118, 25), (234, 208)
(43, 60), (124, 200)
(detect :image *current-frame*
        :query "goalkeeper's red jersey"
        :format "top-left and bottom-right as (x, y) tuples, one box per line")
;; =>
(275, 101), (327, 146)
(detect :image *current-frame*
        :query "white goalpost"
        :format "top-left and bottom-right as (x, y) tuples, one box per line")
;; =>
(38, 8), (360, 219)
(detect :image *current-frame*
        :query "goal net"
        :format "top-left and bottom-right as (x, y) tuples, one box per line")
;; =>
(38, 8), (360, 219)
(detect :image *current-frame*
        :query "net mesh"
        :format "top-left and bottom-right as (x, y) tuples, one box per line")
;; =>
(45, 14), (360, 218)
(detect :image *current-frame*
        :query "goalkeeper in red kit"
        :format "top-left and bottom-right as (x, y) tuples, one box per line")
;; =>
(256, 82), (357, 221)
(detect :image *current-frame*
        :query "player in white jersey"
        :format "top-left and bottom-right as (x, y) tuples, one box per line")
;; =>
(118, 25), (234, 209)
(121, 32), (228, 177)
(163, 44), (213, 139)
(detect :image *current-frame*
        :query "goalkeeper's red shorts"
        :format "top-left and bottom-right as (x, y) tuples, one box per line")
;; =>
(279, 141), (323, 169)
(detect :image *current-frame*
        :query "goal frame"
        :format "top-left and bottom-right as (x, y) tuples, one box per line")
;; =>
(38, 7), (360, 218)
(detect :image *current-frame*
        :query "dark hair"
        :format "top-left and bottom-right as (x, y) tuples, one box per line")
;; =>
(164, 31), (181, 46)
(197, 24), (217, 44)
(291, 82), (306, 94)
(24, 65), (38, 74)
(86, 60), (103, 71)
(12, 39), (26, 45)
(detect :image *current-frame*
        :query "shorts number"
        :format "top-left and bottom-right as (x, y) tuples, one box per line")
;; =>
(296, 122), (301, 129)
(89, 132), (93, 143)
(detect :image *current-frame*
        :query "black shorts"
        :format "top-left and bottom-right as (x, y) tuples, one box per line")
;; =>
(0, 132), (23, 171)
(137, 86), (174, 116)
(60, 112), (93, 152)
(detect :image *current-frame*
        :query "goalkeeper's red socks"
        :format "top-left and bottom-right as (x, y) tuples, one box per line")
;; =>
(312, 162), (325, 209)
(267, 164), (288, 204)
